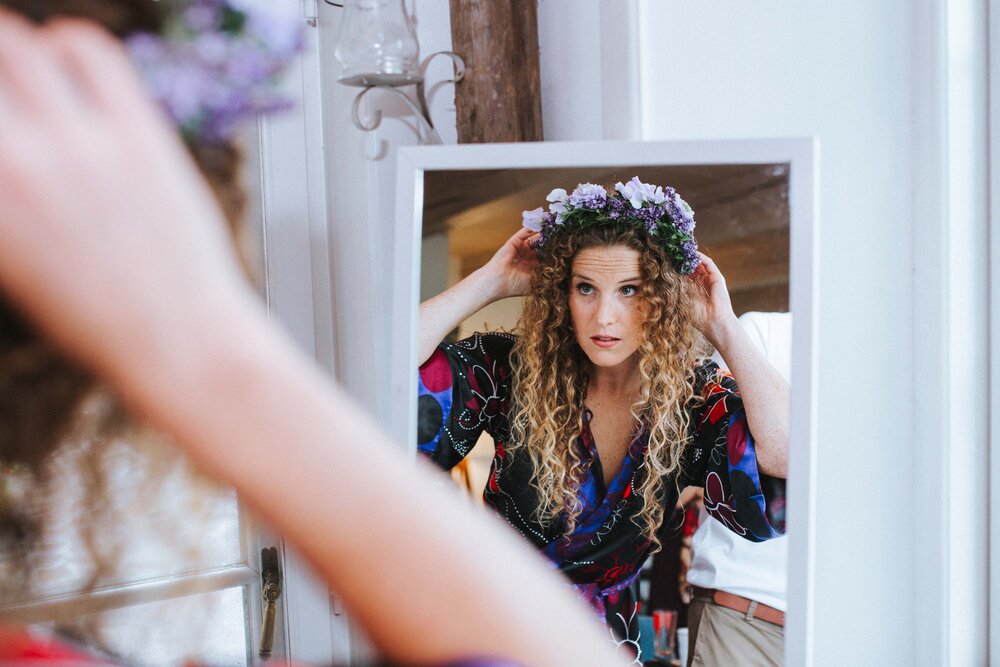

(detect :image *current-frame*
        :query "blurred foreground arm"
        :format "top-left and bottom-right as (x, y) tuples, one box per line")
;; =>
(0, 13), (617, 666)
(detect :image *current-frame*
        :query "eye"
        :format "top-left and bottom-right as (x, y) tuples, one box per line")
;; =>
(620, 284), (639, 297)
(575, 282), (595, 295)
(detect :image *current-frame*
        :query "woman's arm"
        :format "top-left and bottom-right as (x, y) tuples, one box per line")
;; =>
(152, 302), (619, 667)
(0, 16), (619, 666)
(419, 227), (537, 364)
(690, 254), (789, 478)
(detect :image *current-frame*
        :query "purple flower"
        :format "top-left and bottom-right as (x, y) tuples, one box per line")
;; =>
(568, 183), (608, 210)
(615, 176), (666, 209)
(546, 188), (570, 223)
(183, 5), (219, 32)
(635, 204), (662, 225)
(663, 188), (696, 235)
(680, 240), (701, 274)
(231, 0), (304, 58)
(533, 178), (700, 274)
(521, 207), (547, 233)
(125, 0), (303, 144)
(607, 197), (629, 219)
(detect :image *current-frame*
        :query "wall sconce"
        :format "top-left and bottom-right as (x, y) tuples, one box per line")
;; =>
(330, 0), (465, 144)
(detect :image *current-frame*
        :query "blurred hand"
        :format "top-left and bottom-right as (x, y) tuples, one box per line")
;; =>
(481, 227), (539, 299)
(0, 12), (255, 385)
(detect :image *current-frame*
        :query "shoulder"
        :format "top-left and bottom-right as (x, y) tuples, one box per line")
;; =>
(446, 331), (518, 363)
(691, 358), (738, 397)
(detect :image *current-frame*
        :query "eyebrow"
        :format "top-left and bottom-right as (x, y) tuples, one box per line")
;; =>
(571, 273), (642, 283)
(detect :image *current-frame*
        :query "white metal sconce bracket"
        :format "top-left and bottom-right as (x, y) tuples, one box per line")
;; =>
(348, 51), (465, 145)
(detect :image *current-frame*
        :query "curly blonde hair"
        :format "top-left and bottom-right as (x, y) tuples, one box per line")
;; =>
(508, 225), (708, 551)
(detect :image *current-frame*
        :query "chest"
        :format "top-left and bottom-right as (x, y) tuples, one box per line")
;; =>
(584, 398), (640, 488)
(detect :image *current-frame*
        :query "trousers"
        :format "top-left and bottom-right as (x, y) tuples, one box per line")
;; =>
(686, 595), (783, 667)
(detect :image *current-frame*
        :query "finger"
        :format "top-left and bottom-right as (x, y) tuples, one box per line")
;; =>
(511, 226), (537, 241)
(696, 253), (726, 279)
(688, 260), (709, 279)
(511, 227), (541, 249)
(44, 18), (156, 122)
(0, 9), (81, 116)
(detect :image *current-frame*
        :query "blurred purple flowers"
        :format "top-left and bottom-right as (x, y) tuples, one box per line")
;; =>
(126, 0), (304, 143)
(530, 177), (701, 275)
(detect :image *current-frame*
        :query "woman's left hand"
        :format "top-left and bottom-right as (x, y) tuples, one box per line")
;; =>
(689, 252), (737, 344)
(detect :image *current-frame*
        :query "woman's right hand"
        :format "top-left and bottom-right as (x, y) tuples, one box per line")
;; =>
(480, 227), (539, 299)
(0, 13), (256, 390)
(418, 226), (538, 365)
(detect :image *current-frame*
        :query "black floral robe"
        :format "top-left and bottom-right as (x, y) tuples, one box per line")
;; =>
(417, 332), (783, 663)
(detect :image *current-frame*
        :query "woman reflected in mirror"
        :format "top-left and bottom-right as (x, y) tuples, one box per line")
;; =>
(418, 179), (789, 663)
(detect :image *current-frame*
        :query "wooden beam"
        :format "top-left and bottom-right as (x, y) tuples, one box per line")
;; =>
(448, 0), (543, 143)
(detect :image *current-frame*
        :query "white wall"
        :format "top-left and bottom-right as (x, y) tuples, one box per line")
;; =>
(315, 2), (458, 659)
(634, 5), (914, 663)
(315, 1), (991, 663)
(317, 0), (456, 417)
(628, 1), (989, 665)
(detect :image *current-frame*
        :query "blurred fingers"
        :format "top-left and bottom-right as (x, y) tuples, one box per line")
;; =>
(44, 18), (160, 126)
(0, 9), (82, 118)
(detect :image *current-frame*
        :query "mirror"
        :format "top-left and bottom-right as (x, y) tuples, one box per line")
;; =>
(390, 139), (817, 663)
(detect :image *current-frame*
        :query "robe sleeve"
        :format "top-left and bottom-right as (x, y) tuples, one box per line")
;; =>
(416, 332), (516, 470)
(681, 361), (786, 541)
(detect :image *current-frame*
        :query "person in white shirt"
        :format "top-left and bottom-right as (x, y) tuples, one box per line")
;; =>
(685, 311), (791, 667)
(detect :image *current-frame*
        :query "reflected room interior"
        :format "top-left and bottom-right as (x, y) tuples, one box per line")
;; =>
(419, 163), (790, 645)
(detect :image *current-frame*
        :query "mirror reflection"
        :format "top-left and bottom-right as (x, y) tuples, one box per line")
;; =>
(416, 165), (790, 665)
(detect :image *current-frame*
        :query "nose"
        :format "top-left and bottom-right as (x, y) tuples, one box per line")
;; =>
(596, 294), (618, 327)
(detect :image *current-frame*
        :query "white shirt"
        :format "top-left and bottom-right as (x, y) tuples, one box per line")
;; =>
(686, 311), (791, 612)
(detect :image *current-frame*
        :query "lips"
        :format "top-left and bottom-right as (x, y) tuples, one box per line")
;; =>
(590, 335), (620, 349)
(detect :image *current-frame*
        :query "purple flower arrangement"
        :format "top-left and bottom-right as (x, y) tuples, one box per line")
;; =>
(521, 177), (701, 274)
(126, 0), (304, 143)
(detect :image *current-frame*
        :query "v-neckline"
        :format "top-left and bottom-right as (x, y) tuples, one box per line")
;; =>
(581, 408), (640, 502)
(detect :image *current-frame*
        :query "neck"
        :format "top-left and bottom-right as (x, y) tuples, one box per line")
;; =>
(587, 358), (641, 397)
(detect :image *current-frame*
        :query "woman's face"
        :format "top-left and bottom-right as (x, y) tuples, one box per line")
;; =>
(568, 244), (644, 372)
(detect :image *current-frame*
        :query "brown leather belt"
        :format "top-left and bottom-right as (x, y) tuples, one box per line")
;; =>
(691, 586), (785, 627)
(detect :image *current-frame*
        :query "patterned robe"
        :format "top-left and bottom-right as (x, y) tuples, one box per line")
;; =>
(418, 332), (784, 663)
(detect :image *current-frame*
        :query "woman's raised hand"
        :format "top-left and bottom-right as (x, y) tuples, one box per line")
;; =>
(418, 226), (538, 364)
(0, 13), (255, 386)
(481, 227), (540, 299)
(689, 252), (738, 345)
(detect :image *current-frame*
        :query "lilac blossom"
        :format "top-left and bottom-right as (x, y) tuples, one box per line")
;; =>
(635, 204), (663, 226)
(125, 0), (303, 143)
(663, 189), (696, 235)
(568, 183), (608, 210)
(607, 197), (629, 220)
(230, 0), (304, 58)
(680, 241), (701, 273)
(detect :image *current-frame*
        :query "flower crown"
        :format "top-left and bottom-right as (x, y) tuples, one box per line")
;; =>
(521, 177), (701, 275)
(126, 0), (304, 143)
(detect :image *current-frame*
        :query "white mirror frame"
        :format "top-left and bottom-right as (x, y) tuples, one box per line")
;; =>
(390, 138), (819, 665)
